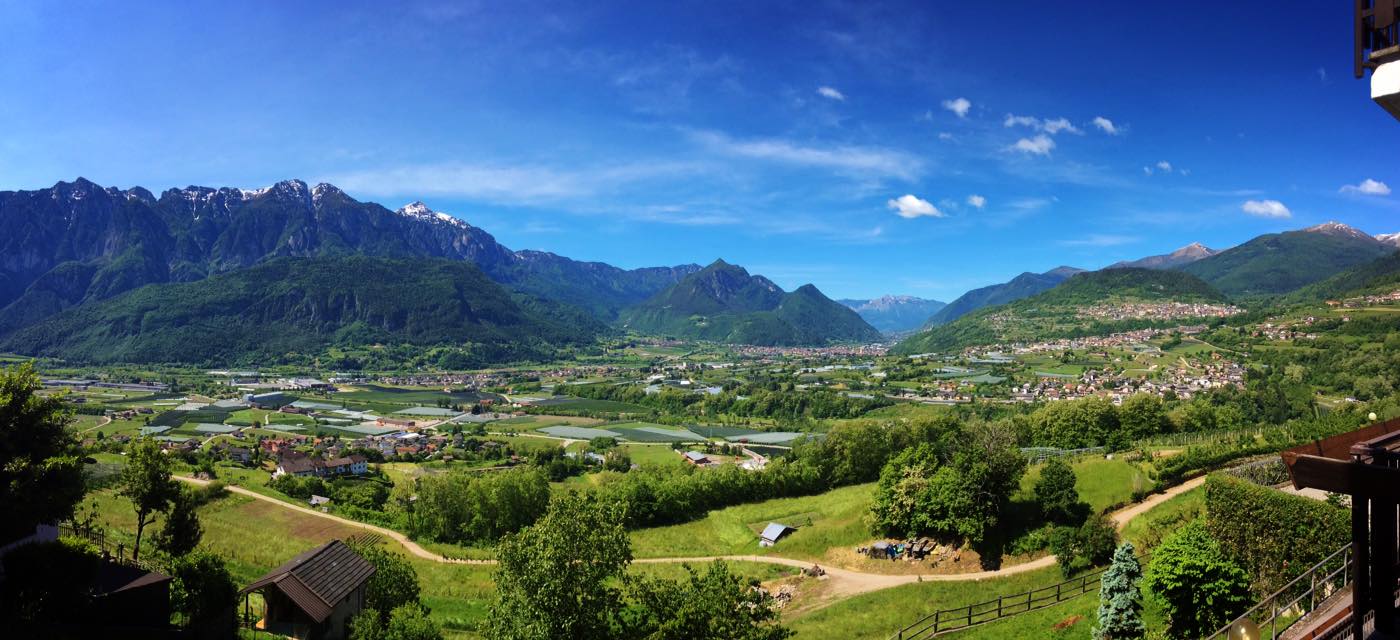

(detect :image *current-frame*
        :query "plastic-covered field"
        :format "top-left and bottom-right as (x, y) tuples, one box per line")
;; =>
(688, 426), (763, 438)
(616, 426), (706, 442)
(193, 423), (240, 434)
(724, 431), (806, 445)
(538, 425), (623, 439)
(290, 400), (340, 410)
(394, 406), (461, 417)
(139, 426), (172, 435)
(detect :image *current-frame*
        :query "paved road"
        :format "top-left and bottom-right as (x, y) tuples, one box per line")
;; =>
(179, 470), (1206, 589)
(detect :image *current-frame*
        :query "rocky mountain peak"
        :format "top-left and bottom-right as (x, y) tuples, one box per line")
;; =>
(1304, 221), (1374, 242)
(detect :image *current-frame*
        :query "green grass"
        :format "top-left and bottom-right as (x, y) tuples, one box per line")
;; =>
(1120, 484), (1206, 551)
(1017, 457), (1151, 514)
(630, 483), (874, 561)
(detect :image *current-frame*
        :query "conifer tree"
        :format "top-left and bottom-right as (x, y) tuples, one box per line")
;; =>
(1094, 542), (1145, 640)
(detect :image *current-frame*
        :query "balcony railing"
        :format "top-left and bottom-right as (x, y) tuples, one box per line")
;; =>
(1208, 544), (1353, 639)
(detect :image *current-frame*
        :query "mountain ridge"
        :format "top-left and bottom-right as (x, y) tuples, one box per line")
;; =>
(838, 295), (947, 333)
(0, 178), (699, 333)
(618, 260), (881, 346)
(923, 266), (1086, 328)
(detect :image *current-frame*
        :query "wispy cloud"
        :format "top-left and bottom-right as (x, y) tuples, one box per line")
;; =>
(1004, 114), (1082, 135)
(692, 130), (921, 180)
(966, 194), (986, 209)
(1241, 199), (1292, 218)
(887, 194), (943, 218)
(1092, 116), (1119, 135)
(1009, 134), (1055, 156)
(1059, 234), (1139, 247)
(1144, 160), (1173, 175)
(816, 85), (846, 101)
(942, 97), (971, 118)
(1340, 178), (1391, 196)
(321, 161), (694, 205)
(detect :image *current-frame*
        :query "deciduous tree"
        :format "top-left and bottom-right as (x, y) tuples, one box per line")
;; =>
(1143, 521), (1250, 639)
(118, 438), (179, 562)
(0, 363), (85, 542)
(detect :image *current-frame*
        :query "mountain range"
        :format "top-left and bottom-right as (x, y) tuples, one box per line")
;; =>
(618, 260), (881, 346)
(1178, 222), (1395, 297)
(1, 256), (600, 366)
(838, 295), (946, 334)
(0, 178), (699, 333)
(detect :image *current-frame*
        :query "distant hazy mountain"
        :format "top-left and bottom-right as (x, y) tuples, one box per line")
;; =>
(1, 256), (601, 365)
(619, 260), (881, 346)
(1108, 243), (1218, 270)
(0, 179), (697, 335)
(1378, 232), (1400, 248)
(838, 295), (946, 333)
(924, 266), (1085, 327)
(1178, 222), (1393, 297)
(895, 268), (1225, 354)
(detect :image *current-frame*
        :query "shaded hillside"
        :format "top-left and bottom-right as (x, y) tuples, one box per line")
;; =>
(924, 266), (1084, 327)
(1282, 250), (1400, 304)
(895, 268), (1227, 354)
(1, 256), (602, 365)
(0, 179), (696, 332)
(619, 260), (881, 345)
(839, 295), (947, 333)
(1179, 223), (1392, 297)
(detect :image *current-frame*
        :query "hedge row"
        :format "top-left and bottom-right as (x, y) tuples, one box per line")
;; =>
(1204, 474), (1349, 596)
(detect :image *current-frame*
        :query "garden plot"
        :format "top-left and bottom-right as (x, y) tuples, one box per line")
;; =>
(139, 426), (171, 436)
(338, 423), (401, 436)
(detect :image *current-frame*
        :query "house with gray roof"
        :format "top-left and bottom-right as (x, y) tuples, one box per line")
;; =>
(239, 539), (375, 640)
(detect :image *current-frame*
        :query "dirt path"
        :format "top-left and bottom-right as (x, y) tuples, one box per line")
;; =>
(79, 415), (113, 433)
(179, 473), (1206, 600)
(175, 475), (492, 565)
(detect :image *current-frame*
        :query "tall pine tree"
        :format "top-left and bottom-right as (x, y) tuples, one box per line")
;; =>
(1094, 542), (1145, 640)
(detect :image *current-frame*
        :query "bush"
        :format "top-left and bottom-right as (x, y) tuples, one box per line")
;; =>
(169, 550), (237, 630)
(1049, 515), (1117, 576)
(1034, 457), (1086, 525)
(0, 537), (102, 623)
(1144, 521), (1250, 639)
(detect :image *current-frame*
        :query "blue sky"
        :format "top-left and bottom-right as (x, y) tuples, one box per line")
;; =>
(2, 1), (1398, 301)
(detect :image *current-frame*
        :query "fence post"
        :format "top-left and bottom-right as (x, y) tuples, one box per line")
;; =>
(997, 595), (1003, 618)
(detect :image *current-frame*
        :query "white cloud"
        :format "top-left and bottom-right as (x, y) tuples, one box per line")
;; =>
(1340, 178), (1391, 196)
(1004, 114), (1081, 135)
(321, 161), (684, 205)
(692, 130), (920, 180)
(942, 97), (971, 118)
(1155, 160), (1173, 172)
(817, 85), (845, 101)
(1241, 199), (1292, 218)
(1004, 114), (1039, 128)
(887, 194), (944, 218)
(1092, 116), (1119, 135)
(966, 194), (986, 209)
(1042, 118), (1082, 135)
(1010, 135), (1055, 156)
(1142, 166), (1153, 175)
(937, 132), (954, 141)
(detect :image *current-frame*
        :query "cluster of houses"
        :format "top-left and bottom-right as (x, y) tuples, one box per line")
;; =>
(1254, 318), (1321, 342)
(1004, 358), (1246, 404)
(274, 451), (370, 478)
(1326, 288), (1400, 308)
(1074, 301), (1243, 321)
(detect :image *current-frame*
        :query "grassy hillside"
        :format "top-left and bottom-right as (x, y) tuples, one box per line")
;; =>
(1, 256), (602, 365)
(895, 268), (1226, 354)
(1179, 226), (1393, 297)
(1282, 249), (1400, 304)
(619, 260), (880, 345)
(924, 268), (1081, 327)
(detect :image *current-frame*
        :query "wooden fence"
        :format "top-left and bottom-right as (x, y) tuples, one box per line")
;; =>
(890, 563), (1118, 639)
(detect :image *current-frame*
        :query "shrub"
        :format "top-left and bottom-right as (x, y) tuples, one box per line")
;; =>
(1144, 521), (1250, 639)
